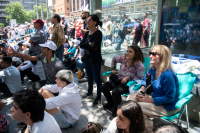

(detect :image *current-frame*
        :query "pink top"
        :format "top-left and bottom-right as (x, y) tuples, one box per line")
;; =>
(143, 18), (150, 34)
(75, 22), (82, 38)
(111, 55), (145, 81)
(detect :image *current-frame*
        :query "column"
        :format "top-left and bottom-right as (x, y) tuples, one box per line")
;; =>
(155, 0), (163, 45)
(75, 0), (77, 11)
(89, 0), (102, 18)
(41, 0), (44, 20)
(46, 0), (49, 19)
(72, 0), (74, 12)
(36, 0), (39, 19)
(84, 0), (85, 8)
(79, 0), (81, 9)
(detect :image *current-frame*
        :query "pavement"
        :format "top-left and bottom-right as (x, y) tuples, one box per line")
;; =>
(1, 72), (200, 133)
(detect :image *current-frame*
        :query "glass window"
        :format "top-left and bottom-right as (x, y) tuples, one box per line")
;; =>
(160, 0), (200, 56)
(101, 0), (158, 55)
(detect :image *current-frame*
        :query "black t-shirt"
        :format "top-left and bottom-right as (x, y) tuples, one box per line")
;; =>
(80, 30), (102, 63)
(135, 23), (143, 39)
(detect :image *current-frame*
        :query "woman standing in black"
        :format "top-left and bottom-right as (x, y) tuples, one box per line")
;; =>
(80, 15), (103, 106)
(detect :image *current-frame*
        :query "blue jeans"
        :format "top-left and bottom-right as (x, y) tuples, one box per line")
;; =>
(75, 57), (84, 72)
(84, 60), (102, 99)
(55, 45), (64, 62)
(115, 38), (124, 50)
(53, 109), (75, 128)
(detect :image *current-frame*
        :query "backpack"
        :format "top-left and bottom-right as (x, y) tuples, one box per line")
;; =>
(79, 122), (103, 133)
(0, 112), (9, 133)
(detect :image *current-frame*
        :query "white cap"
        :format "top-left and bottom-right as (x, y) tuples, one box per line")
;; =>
(104, 40), (111, 44)
(82, 8), (90, 13)
(71, 39), (76, 43)
(74, 40), (81, 47)
(65, 35), (68, 39)
(22, 42), (30, 47)
(39, 41), (57, 51)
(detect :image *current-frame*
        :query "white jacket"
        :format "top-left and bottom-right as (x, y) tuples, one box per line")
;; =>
(43, 82), (81, 124)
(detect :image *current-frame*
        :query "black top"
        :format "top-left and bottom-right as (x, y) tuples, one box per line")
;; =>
(80, 30), (102, 63)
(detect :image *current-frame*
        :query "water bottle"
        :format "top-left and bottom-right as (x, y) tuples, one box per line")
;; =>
(78, 68), (82, 79)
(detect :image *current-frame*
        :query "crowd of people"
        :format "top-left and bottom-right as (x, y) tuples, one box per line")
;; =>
(0, 8), (184, 133)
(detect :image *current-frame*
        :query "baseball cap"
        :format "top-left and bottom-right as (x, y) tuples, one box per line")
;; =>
(33, 19), (44, 26)
(39, 41), (57, 51)
(82, 8), (90, 13)
(75, 40), (81, 47)
(61, 17), (65, 19)
(22, 42), (30, 47)
(65, 35), (68, 39)
(104, 40), (111, 44)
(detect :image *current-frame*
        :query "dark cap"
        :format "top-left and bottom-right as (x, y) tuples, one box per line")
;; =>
(61, 17), (65, 19)
(33, 19), (44, 26)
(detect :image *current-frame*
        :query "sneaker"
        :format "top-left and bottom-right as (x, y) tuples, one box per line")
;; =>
(17, 122), (26, 128)
(82, 93), (93, 99)
(103, 103), (114, 109)
(78, 77), (88, 83)
(92, 98), (101, 106)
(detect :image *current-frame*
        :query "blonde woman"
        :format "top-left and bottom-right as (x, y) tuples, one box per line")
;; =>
(127, 45), (180, 132)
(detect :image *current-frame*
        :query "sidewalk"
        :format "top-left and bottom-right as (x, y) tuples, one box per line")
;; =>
(1, 74), (200, 133)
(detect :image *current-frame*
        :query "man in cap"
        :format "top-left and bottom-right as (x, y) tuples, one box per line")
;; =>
(29, 19), (45, 56)
(61, 17), (68, 35)
(4, 41), (64, 90)
(38, 70), (81, 128)
(81, 8), (90, 35)
(130, 16), (143, 46)
(51, 14), (65, 62)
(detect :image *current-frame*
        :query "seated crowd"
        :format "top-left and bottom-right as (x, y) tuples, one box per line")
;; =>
(0, 13), (183, 133)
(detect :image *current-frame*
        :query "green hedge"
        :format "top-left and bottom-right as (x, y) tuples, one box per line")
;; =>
(0, 23), (4, 27)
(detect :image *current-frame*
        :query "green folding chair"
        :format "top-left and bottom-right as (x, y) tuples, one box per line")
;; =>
(159, 72), (197, 129)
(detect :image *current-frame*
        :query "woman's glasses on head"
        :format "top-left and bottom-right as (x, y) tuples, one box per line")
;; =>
(149, 51), (160, 58)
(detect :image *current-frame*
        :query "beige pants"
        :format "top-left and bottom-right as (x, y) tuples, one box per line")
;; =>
(127, 93), (180, 132)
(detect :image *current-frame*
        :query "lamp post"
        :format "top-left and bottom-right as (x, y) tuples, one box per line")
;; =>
(46, 0), (49, 19)
(41, 0), (44, 20)
(36, 0), (39, 19)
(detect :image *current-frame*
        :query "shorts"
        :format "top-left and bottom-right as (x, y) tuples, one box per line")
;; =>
(125, 34), (130, 42)
(53, 109), (75, 128)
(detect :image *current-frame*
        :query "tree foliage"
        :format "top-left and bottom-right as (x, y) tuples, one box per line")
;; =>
(27, 3), (52, 22)
(4, 2), (52, 24)
(4, 2), (28, 23)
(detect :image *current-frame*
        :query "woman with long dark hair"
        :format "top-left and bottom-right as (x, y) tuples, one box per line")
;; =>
(80, 14), (103, 106)
(101, 45), (145, 120)
(105, 100), (147, 133)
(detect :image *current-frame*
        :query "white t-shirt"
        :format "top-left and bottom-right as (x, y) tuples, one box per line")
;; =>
(27, 111), (62, 133)
(11, 30), (16, 39)
(19, 28), (25, 36)
(105, 117), (124, 133)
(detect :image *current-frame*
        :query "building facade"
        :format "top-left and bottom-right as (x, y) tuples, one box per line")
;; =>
(0, 0), (10, 26)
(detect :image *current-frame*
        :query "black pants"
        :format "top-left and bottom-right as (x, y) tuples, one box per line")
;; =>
(0, 82), (13, 97)
(132, 37), (141, 46)
(29, 80), (46, 90)
(101, 80), (129, 115)
(20, 69), (40, 82)
(150, 33), (155, 47)
(64, 57), (76, 69)
(143, 33), (149, 47)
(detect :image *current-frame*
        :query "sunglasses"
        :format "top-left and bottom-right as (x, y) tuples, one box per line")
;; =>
(149, 52), (160, 58)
